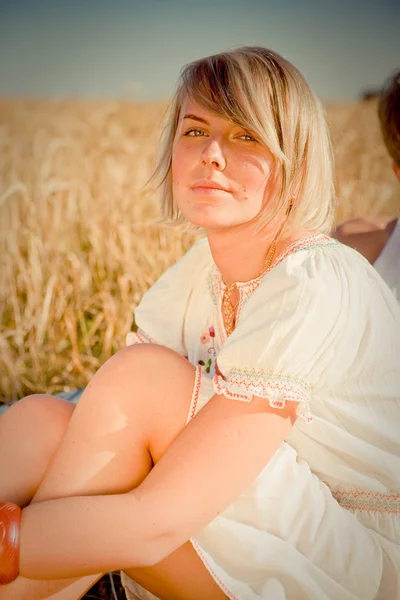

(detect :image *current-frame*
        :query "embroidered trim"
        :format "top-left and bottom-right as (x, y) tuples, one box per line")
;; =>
(186, 366), (202, 424)
(259, 235), (339, 280)
(207, 266), (223, 308)
(213, 365), (314, 423)
(207, 233), (339, 309)
(332, 488), (400, 514)
(190, 538), (239, 600)
(198, 326), (218, 374)
(125, 328), (156, 346)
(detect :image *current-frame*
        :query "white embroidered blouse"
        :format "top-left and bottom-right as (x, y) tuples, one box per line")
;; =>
(124, 233), (400, 600)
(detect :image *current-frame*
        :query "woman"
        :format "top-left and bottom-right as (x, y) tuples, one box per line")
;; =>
(1, 46), (399, 600)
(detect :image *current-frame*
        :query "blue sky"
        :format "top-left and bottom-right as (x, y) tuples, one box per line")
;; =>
(0, 0), (399, 102)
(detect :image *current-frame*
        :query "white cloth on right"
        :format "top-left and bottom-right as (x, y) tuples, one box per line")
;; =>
(373, 218), (400, 302)
(121, 234), (400, 600)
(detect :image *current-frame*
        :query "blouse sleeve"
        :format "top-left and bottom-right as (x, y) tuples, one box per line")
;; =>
(213, 247), (356, 422)
(126, 237), (212, 356)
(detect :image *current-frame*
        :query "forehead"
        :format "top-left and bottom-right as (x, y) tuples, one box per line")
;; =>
(180, 96), (206, 115)
(178, 96), (232, 126)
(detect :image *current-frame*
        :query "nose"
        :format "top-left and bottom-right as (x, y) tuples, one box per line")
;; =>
(201, 139), (226, 170)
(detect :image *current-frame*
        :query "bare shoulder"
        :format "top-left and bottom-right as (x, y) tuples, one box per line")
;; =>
(332, 217), (398, 264)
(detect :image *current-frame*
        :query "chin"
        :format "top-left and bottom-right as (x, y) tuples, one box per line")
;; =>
(181, 203), (235, 229)
(178, 202), (257, 230)
(182, 210), (239, 230)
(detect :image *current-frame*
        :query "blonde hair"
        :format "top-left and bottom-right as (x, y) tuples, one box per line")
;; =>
(378, 69), (400, 168)
(151, 46), (336, 235)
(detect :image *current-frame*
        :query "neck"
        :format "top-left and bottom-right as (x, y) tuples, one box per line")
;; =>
(207, 220), (315, 287)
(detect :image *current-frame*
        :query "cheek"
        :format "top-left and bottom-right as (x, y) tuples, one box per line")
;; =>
(171, 156), (190, 212)
(171, 152), (180, 180)
(171, 147), (189, 185)
(238, 164), (272, 199)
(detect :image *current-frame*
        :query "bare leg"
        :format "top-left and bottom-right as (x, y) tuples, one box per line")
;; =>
(0, 345), (228, 600)
(0, 396), (103, 599)
(0, 395), (76, 507)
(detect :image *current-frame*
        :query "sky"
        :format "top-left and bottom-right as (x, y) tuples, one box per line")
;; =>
(0, 0), (399, 103)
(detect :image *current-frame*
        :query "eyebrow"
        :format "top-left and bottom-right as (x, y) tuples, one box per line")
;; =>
(182, 113), (210, 125)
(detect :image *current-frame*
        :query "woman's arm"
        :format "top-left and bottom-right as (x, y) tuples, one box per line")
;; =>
(18, 393), (296, 580)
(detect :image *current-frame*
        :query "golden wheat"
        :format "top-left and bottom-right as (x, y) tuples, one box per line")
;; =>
(0, 98), (398, 402)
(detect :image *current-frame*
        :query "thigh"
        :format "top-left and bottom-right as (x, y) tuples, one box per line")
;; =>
(33, 344), (197, 502)
(122, 540), (228, 600)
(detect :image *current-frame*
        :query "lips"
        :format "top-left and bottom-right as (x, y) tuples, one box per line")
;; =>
(190, 180), (231, 192)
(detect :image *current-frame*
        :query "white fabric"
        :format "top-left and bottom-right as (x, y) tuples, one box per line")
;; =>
(373, 218), (400, 302)
(124, 234), (400, 600)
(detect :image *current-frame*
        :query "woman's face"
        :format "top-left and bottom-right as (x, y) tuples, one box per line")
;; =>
(171, 97), (276, 231)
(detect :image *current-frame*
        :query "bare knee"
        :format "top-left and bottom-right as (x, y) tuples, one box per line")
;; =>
(107, 343), (194, 390)
(112, 344), (196, 461)
(0, 395), (75, 505)
(111, 343), (191, 372)
(4, 394), (75, 434)
(80, 344), (196, 463)
(111, 343), (194, 405)
(87, 343), (194, 414)
(1, 394), (75, 463)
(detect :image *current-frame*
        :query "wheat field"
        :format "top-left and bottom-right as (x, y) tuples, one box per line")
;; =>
(0, 98), (398, 403)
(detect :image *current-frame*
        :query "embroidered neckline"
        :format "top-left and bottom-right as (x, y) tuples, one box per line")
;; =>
(207, 233), (339, 308)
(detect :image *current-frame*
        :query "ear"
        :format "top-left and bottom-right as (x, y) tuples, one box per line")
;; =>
(392, 162), (400, 183)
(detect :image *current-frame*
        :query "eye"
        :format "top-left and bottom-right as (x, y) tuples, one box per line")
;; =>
(240, 133), (258, 142)
(183, 129), (205, 137)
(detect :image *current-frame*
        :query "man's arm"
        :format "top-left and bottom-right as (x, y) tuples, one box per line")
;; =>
(332, 217), (397, 263)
